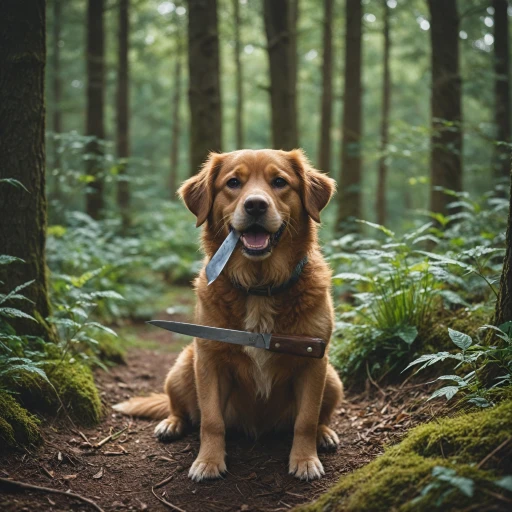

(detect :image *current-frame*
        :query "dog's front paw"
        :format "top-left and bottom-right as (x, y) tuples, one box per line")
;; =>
(154, 416), (185, 442)
(289, 455), (325, 481)
(317, 425), (340, 452)
(188, 457), (227, 482)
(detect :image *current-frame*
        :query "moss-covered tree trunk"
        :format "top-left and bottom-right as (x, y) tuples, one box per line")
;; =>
(188, 0), (222, 175)
(493, 167), (512, 327)
(85, 0), (105, 219)
(116, 0), (130, 229)
(170, 24), (183, 197)
(0, 0), (55, 340)
(317, 0), (333, 174)
(427, 0), (463, 216)
(337, 0), (363, 232)
(264, 0), (298, 150)
(233, 0), (244, 149)
(493, 0), (510, 182)
(376, 0), (391, 226)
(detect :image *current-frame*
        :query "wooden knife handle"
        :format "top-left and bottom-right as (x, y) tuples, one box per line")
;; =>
(268, 334), (326, 359)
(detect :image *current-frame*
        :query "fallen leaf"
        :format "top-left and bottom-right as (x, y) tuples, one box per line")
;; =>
(62, 474), (77, 480)
(92, 467), (104, 479)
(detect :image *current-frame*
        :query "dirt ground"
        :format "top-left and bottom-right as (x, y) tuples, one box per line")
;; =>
(0, 317), (436, 512)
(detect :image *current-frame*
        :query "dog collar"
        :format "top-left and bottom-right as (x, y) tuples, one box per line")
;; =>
(232, 256), (308, 297)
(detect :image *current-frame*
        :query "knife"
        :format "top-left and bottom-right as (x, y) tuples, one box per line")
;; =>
(148, 320), (326, 359)
(205, 229), (241, 285)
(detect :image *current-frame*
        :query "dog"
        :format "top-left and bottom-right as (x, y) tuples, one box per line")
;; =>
(114, 149), (343, 481)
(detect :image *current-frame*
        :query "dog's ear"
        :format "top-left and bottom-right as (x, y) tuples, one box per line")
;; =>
(286, 149), (336, 223)
(178, 153), (224, 227)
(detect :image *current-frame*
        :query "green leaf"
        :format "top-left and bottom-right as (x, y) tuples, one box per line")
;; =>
(0, 307), (37, 322)
(428, 386), (460, 401)
(395, 325), (418, 345)
(448, 328), (472, 351)
(0, 178), (29, 192)
(85, 322), (118, 337)
(356, 219), (395, 237)
(0, 255), (24, 266)
(467, 397), (492, 408)
(332, 272), (372, 283)
(0, 280), (35, 305)
(494, 476), (512, 493)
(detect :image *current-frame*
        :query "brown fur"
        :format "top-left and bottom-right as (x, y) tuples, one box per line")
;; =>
(114, 149), (343, 481)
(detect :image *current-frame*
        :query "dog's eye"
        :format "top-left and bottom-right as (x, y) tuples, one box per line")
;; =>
(226, 178), (241, 189)
(272, 177), (288, 189)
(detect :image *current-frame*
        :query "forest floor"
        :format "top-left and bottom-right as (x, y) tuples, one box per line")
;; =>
(0, 297), (438, 512)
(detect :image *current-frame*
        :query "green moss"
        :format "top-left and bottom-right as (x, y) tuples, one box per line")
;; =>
(298, 400), (512, 511)
(0, 391), (41, 451)
(5, 360), (102, 426)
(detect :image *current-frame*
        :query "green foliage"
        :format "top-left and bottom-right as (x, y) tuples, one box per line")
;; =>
(329, 189), (507, 384)
(297, 400), (512, 512)
(404, 322), (512, 407)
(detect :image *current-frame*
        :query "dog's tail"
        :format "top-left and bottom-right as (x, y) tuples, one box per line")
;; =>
(113, 393), (170, 420)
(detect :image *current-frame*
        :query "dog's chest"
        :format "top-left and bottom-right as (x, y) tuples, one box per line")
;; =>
(243, 296), (277, 400)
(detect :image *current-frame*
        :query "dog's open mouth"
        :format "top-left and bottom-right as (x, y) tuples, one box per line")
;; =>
(238, 223), (286, 256)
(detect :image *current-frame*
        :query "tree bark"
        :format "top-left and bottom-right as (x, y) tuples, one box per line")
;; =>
(0, 0), (55, 340)
(427, 0), (463, 216)
(52, 0), (62, 173)
(493, 0), (510, 182)
(116, 0), (130, 229)
(85, 0), (105, 219)
(492, 166), (512, 328)
(170, 26), (183, 198)
(337, 0), (363, 232)
(233, 0), (244, 149)
(376, 0), (391, 226)
(264, 0), (299, 150)
(317, 0), (334, 174)
(188, 0), (222, 175)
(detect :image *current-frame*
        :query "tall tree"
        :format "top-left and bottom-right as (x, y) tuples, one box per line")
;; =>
(116, 0), (130, 228)
(493, 0), (510, 182)
(188, 0), (222, 175)
(170, 24), (183, 197)
(376, 0), (391, 226)
(427, 0), (462, 216)
(337, 0), (363, 231)
(233, 0), (244, 149)
(52, 0), (63, 174)
(264, 0), (299, 150)
(85, 0), (105, 219)
(317, 0), (334, 174)
(0, 0), (55, 340)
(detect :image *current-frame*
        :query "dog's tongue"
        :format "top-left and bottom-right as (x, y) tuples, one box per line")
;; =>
(243, 231), (269, 248)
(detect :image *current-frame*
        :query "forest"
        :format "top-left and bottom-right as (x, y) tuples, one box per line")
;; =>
(0, 0), (511, 510)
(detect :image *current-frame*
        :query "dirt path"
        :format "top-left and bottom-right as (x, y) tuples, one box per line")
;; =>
(0, 321), (434, 512)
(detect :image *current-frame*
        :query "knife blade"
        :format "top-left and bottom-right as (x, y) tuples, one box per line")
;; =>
(205, 229), (241, 285)
(147, 320), (326, 359)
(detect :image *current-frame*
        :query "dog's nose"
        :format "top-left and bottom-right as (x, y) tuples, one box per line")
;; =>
(244, 196), (268, 216)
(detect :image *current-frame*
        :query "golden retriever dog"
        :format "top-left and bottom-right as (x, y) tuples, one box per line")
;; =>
(114, 149), (343, 481)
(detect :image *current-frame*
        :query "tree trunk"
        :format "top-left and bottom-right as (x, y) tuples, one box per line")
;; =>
(317, 0), (333, 174)
(493, 0), (510, 182)
(170, 26), (183, 197)
(52, 0), (62, 174)
(264, 0), (299, 150)
(336, 0), (363, 232)
(85, 0), (105, 219)
(233, 0), (244, 149)
(376, 0), (391, 226)
(188, 0), (222, 175)
(116, 0), (130, 229)
(492, 167), (512, 328)
(427, 0), (463, 216)
(0, 0), (55, 341)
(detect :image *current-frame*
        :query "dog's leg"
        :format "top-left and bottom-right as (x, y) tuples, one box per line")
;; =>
(317, 364), (343, 451)
(155, 345), (198, 442)
(188, 343), (230, 482)
(289, 360), (328, 480)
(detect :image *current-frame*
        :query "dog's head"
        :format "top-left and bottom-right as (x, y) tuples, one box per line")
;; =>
(179, 149), (335, 261)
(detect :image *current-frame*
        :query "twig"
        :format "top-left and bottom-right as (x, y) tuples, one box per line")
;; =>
(153, 470), (177, 489)
(0, 477), (105, 512)
(78, 431), (92, 446)
(366, 361), (387, 398)
(477, 437), (511, 469)
(95, 426), (128, 448)
(151, 486), (186, 512)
